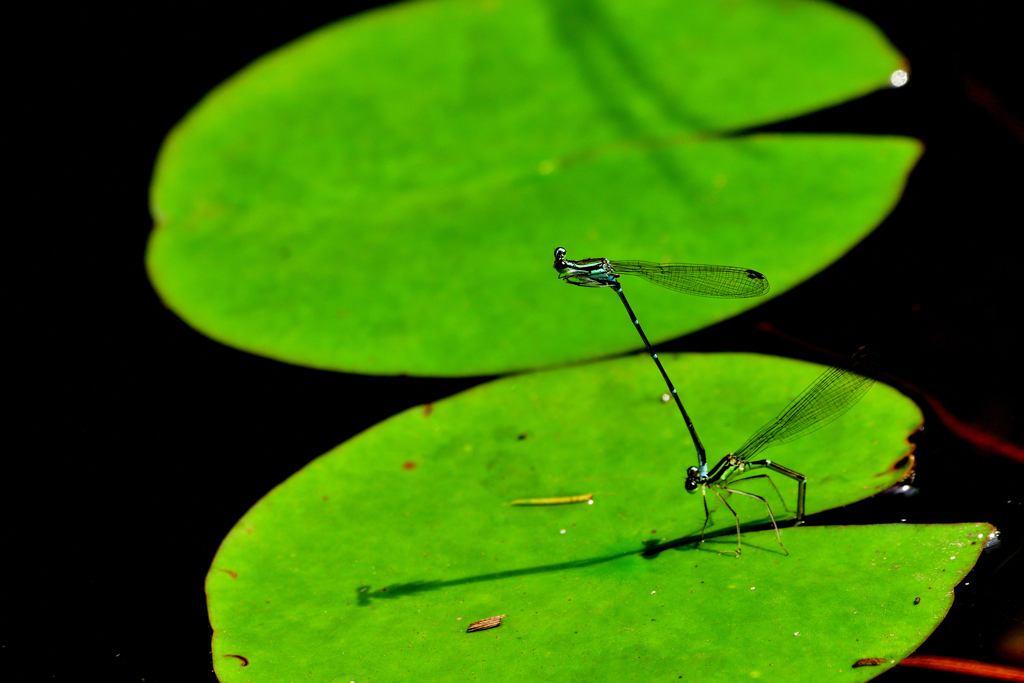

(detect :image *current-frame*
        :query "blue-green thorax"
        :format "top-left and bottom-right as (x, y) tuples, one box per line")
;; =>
(553, 247), (620, 288)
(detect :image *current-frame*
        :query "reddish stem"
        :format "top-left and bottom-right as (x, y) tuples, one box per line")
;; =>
(898, 655), (1024, 681)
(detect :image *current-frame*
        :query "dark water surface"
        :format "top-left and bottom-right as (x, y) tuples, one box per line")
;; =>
(11, 1), (1021, 680)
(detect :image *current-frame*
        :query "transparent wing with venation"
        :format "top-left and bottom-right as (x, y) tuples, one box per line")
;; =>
(610, 260), (769, 298)
(733, 365), (875, 461)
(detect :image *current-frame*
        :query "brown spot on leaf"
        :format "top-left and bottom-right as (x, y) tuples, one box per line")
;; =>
(467, 614), (506, 633)
(853, 658), (888, 668)
(223, 654), (249, 667)
(423, 403), (434, 416)
(403, 461), (417, 470)
(217, 569), (238, 579)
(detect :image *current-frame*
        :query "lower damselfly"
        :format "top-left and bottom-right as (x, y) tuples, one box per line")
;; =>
(553, 247), (769, 477)
(686, 357), (875, 556)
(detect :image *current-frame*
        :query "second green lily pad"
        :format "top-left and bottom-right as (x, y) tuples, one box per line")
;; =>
(208, 353), (947, 682)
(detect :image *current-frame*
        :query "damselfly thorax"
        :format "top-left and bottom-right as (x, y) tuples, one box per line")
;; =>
(553, 250), (618, 287)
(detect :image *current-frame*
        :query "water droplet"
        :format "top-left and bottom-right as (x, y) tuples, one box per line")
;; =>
(890, 70), (908, 87)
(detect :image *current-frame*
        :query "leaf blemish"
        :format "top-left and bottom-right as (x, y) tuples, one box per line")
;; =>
(467, 614), (506, 633)
(852, 658), (887, 668)
(223, 654), (249, 667)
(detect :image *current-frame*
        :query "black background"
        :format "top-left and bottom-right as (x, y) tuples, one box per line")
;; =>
(10, 1), (1022, 680)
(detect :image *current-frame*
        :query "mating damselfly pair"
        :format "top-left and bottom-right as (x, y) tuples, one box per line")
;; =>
(553, 247), (874, 555)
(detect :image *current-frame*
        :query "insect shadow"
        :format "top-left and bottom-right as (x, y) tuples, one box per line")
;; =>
(352, 524), (791, 606)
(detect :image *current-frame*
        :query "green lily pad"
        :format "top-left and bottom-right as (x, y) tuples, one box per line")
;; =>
(147, 0), (920, 376)
(206, 353), (967, 682)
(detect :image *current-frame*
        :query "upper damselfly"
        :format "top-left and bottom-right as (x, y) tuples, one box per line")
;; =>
(553, 247), (770, 476)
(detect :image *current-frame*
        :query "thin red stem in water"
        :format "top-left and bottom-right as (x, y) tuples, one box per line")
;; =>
(898, 655), (1024, 681)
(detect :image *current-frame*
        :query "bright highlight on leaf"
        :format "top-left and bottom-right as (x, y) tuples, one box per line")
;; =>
(147, 0), (919, 376)
(204, 353), (967, 683)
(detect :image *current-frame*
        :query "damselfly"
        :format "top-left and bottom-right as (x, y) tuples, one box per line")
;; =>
(553, 247), (769, 476)
(686, 358), (875, 556)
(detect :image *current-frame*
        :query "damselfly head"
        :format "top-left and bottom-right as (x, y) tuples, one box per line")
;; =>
(685, 466), (700, 492)
(553, 247), (569, 272)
